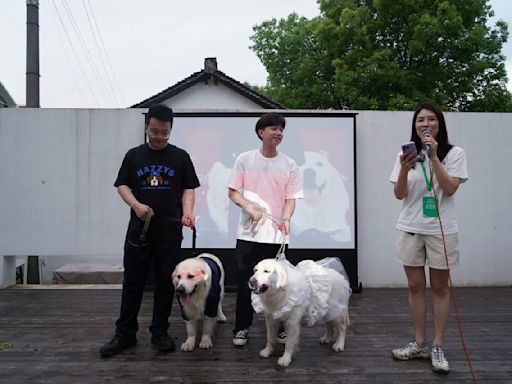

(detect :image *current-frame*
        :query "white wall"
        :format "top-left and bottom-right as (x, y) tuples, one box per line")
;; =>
(161, 82), (264, 110)
(0, 109), (141, 256)
(356, 111), (512, 287)
(0, 108), (511, 287)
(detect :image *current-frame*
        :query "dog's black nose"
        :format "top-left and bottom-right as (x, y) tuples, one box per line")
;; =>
(176, 285), (185, 295)
(248, 277), (257, 289)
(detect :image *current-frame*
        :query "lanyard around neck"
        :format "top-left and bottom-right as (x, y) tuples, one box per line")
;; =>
(420, 160), (434, 191)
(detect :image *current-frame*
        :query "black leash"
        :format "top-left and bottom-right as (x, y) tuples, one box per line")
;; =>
(139, 210), (154, 242)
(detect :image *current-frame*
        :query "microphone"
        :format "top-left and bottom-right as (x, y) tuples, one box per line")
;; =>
(423, 129), (432, 157)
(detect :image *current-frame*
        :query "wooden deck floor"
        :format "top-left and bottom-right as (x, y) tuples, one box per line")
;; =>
(0, 287), (511, 383)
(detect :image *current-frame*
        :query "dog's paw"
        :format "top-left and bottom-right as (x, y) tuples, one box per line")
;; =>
(217, 313), (227, 323)
(181, 341), (195, 352)
(277, 355), (292, 367)
(319, 335), (332, 344)
(259, 347), (273, 358)
(199, 337), (213, 349)
(332, 342), (345, 352)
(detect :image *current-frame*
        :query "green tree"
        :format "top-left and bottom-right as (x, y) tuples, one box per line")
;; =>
(250, 14), (336, 109)
(250, 0), (512, 111)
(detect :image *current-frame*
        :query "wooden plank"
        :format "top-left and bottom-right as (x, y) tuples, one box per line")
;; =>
(0, 287), (511, 384)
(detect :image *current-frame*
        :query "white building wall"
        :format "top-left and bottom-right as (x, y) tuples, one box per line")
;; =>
(160, 83), (264, 109)
(355, 111), (512, 287)
(0, 109), (142, 257)
(0, 108), (511, 287)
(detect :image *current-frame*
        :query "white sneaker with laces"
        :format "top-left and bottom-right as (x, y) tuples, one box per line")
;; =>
(431, 346), (450, 373)
(277, 329), (287, 344)
(392, 340), (430, 360)
(232, 329), (249, 346)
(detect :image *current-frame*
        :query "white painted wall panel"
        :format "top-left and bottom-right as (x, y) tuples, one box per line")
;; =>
(1, 109), (510, 286)
(161, 83), (264, 109)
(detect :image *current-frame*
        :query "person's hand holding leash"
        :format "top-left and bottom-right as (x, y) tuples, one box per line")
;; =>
(279, 218), (290, 235)
(243, 202), (267, 236)
(245, 202), (266, 222)
(182, 214), (196, 229)
(133, 203), (153, 221)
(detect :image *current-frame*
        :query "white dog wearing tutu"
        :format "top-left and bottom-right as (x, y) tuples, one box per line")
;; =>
(249, 255), (351, 367)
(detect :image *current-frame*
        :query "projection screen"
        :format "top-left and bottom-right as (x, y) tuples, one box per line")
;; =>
(168, 111), (357, 250)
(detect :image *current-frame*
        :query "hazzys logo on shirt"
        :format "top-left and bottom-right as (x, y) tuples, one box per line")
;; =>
(137, 165), (175, 190)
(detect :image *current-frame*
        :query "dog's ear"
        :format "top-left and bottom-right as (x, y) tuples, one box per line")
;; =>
(319, 149), (329, 159)
(274, 262), (287, 289)
(192, 268), (209, 283)
(200, 268), (209, 282)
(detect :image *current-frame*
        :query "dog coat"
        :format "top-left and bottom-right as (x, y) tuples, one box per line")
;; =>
(179, 255), (222, 320)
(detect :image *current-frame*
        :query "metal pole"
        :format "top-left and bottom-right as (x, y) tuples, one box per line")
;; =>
(26, 0), (40, 108)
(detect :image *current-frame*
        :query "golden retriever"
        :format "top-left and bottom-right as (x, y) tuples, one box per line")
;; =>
(172, 253), (226, 351)
(249, 257), (351, 367)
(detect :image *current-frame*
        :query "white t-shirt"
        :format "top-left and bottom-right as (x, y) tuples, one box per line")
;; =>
(389, 146), (468, 235)
(229, 149), (304, 244)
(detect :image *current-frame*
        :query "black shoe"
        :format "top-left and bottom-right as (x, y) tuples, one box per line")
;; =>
(99, 335), (137, 358)
(151, 333), (176, 352)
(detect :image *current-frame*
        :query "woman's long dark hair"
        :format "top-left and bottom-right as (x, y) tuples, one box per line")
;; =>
(410, 103), (453, 162)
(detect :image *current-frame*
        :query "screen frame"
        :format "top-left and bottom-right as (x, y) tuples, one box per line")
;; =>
(144, 110), (360, 289)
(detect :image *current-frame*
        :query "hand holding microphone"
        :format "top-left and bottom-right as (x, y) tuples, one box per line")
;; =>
(422, 129), (437, 158)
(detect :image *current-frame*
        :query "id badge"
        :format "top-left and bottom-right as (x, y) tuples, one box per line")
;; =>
(422, 196), (438, 217)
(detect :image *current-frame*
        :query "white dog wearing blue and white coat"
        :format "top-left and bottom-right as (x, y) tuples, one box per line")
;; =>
(172, 253), (227, 352)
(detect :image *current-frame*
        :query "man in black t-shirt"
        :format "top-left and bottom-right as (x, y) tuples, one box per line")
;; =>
(100, 104), (200, 358)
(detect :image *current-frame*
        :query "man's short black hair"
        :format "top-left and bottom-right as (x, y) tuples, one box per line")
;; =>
(255, 112), (286, 140)
(145, 104), (173, 126)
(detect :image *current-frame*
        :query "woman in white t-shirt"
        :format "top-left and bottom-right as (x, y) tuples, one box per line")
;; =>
(389, 103), (468, 373)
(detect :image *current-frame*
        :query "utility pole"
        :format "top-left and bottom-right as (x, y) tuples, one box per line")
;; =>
(26, 0), (40, 108)
(25, 0), (41, 283)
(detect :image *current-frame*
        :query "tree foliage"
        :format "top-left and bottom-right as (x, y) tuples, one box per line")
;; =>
(250, 0), (512, 111)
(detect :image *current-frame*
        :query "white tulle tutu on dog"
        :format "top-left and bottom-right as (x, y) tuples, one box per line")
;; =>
(251, 254), (351, 325)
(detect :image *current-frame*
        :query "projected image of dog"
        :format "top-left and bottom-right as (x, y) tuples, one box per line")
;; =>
(249, 258), (351, 367)
(293, 151), (351, 242)
(172, 253), (226, 351)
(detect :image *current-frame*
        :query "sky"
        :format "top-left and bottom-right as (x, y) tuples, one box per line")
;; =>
(1, 0), (511, 108)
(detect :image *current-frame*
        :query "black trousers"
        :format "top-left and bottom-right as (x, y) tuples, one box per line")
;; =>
(115, 235), (182, 339)
(233, 239), (287, 333)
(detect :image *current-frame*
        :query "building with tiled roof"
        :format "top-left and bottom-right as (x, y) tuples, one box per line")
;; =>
(131, 57), (283, 109)
(0, 81), (16, 108)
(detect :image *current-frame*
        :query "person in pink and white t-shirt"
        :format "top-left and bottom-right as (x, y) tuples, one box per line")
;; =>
(228, 112), (303, 346)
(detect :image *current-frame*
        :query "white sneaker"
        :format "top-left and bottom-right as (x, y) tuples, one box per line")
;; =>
(232, 329), (249, 346)
(392, 340), (430, 360)
(431, 346), (450, 373)
(277, 329), (287, 344)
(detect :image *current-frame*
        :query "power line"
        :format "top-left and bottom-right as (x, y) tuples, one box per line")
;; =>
(84, 0), (126, 106)
(50, 7), (87, 106)
(51, 0), (100, 107)
(60, 0), (116, 107)
(81, 0), (120, 106)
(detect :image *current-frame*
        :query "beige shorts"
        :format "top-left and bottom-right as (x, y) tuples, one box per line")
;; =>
(396, 230), (459, 270)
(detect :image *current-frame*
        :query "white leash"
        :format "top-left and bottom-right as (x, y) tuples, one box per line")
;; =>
(275, 233), (288, 260)
(243, 212), (287, 237)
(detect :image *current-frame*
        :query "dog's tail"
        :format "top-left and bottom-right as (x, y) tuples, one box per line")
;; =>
(316, 257), (352, 295)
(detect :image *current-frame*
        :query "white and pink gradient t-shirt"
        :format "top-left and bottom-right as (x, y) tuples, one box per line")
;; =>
(229, 149), (304, 244)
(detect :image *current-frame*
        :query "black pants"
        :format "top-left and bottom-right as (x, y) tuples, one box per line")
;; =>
(115, 235), (182, 339)
(233, 239), (287, 333)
